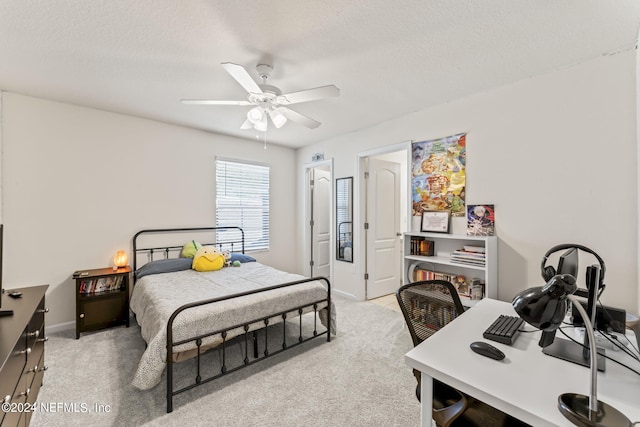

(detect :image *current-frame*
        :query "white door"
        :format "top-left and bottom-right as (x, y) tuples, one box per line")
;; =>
(366, 158), (401, 299)
(311, 168), (331, 279)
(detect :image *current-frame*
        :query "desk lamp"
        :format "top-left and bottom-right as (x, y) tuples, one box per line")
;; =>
(512, 274), (631, 426)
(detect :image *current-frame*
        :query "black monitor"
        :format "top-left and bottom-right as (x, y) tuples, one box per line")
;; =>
(557, 247), (578, 277)
(541, 247), (606, 371)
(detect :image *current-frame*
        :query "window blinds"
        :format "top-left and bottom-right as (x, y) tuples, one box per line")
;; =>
(215, 159), (270, 252)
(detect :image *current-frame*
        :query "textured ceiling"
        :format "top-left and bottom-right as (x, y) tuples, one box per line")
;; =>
(1, 1), (639, 148)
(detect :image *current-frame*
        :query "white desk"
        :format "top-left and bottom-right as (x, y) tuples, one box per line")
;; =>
(405, 298), (640, 427)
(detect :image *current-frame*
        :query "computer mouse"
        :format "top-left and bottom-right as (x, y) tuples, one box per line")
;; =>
(470, 341), (505, 360)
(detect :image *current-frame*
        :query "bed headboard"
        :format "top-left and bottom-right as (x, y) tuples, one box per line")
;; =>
(132, 226), (245, 273)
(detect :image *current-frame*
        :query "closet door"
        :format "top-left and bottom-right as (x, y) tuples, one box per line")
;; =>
(366, 158), (401, 299)
(311, 168), (331, 279)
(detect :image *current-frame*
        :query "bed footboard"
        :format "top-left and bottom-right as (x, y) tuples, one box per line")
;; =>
(166, 276), (331, 413)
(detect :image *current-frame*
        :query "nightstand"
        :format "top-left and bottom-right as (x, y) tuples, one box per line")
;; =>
(73, 266), (131, 339)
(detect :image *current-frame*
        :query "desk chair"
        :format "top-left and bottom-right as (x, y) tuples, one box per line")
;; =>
(397, 280), (530, 427)
(397, 280), (468, 427)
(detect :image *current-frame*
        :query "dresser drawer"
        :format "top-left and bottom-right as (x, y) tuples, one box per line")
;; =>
(22, 353), (45, 427)
(25, 324), (45, 371)
(0, 374), (27, 427)
(0, 330), (27, 406)
(26, 298), (45, 341)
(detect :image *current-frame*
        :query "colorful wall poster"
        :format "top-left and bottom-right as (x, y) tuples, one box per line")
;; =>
(467, 204), (495, 236)
(411, 133), (466, 217)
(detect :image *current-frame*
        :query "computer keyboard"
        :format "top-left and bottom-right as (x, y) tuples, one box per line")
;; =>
(483, 315), (524, 345)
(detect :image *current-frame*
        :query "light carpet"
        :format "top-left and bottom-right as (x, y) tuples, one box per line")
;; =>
(31, 295), (420, 427)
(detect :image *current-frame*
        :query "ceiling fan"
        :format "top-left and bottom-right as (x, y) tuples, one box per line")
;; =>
(181, 62), (339, 132)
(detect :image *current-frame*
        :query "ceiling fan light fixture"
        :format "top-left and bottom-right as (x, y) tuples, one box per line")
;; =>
(247, 106), (265, 124)
(254, 116), (268, 132)
(269, 108), (287, 128)
(253, 120), (267, 132)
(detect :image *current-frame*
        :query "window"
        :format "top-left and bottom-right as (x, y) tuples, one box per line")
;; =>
(215, 158), (270, 252)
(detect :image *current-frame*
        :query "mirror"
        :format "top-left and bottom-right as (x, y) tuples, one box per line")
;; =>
(336, 177), (353, 262)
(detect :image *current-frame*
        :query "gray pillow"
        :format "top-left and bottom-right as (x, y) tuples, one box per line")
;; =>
(230, 253), (256, 263)
(135, 258), (193, 279)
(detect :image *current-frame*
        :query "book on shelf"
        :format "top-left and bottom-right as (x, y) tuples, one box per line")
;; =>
(96, 277), (107, 292)
(450, 259), (486, 267)
(79, 275), (125, 294)
(79, 279), (96, 294)
(450, 248), (486, 266)
(412, 267), (473, 299)
(462, 245), (485, 253)
(451, 256), (485, 263)
(105, 276), (116, 289)
(452, 249), (485, 257)
(413, 268), (456, 282)
(410, 236), (434, 256)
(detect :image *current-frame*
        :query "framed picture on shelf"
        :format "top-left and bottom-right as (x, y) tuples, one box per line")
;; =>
(421, 210), (451, 233)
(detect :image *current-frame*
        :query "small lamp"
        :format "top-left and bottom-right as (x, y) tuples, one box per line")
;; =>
(113, 250), (128, 271)
(512, 274), (632, 426)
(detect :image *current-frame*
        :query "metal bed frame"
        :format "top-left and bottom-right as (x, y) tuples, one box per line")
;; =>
(132, 226), (332, 413)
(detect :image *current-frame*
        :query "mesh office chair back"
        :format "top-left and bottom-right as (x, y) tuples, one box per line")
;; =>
(397, 280), (466, 346)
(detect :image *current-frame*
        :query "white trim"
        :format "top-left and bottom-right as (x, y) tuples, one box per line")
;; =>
(215, 155), (270, 168)
(637, 26), (640, 315)
(302, 158), (334, 281)
(356, 141), (411, 301)
(357, 140), (411, 159)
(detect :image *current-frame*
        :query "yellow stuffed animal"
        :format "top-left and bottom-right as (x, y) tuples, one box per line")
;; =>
(192, 246), (226, 272)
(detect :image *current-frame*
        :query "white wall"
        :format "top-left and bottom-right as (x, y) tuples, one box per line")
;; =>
(1, 93), (298, 326)
(296, 50), (638, 314)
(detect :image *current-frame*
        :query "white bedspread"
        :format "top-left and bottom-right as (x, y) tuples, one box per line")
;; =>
(129, 262), (335, 390)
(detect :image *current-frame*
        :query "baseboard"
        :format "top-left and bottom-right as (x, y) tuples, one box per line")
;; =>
(332, 289), (358, 300)
(45, 320), (75, 335)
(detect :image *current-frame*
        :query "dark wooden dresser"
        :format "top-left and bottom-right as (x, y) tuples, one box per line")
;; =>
(0, 285), (48, 427)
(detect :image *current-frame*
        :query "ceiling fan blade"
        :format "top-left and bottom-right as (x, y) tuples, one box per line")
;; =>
(277, 85), (339, 105)
(279, 107), (321, 129)
(181, 99), (252, 106)
(221, 62), (263, 94)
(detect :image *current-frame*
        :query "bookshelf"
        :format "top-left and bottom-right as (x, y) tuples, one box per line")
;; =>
(73, 266), (131, 339)
(403, 231), (497, 308)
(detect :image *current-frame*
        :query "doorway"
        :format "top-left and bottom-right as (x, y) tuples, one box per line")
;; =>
(358, 144), (408, 300)
(304, 161), (333, 280)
